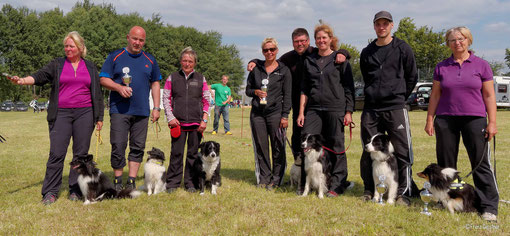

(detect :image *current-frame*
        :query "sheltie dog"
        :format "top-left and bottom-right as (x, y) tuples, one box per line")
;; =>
(196, 141), (222, 195)
(365, 133), (399, 204)
(300, 134), (329, 199)
(70, 154), (141, 205)
(417, 163), (479, 213)
(143, 147), (167, 196)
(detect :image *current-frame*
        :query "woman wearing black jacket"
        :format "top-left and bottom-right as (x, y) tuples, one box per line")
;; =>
(8, 31), (104, 205)
(297, 23), (355, 197)
(246, 37), (292, 190)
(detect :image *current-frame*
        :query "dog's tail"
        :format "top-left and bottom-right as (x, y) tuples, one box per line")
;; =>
(116, 189), (142, 199)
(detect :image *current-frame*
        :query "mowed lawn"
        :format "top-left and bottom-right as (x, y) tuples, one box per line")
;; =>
(0, 108), (508, 235)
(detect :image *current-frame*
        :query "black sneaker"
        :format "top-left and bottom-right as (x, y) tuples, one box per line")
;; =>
(42, 193), (57, 205)
(166, 188), (177, 194)
(125, 179), (136, 190)
(360, 191), (373, 202)
(114, 178), (123, 192)
(396, 195), (411, 207)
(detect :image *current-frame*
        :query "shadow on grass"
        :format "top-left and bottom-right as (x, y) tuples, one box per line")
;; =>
(7, 180), (44, 194)
(221, 168), (255, 184)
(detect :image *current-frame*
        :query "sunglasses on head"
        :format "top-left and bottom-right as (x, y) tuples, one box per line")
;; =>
(262, 48), (277, 53)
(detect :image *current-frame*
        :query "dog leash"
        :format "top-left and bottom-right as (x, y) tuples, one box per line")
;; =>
(321, 122), (356, 156)
(459, 132), (496, 182)
(94, 129), (103, 162)
(151, 121), (162, 139)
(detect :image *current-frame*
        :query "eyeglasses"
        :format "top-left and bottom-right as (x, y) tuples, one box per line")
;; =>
(448, 37), (466, 44)
(262, 48), (277, 53)
(293, 39), (308, 44)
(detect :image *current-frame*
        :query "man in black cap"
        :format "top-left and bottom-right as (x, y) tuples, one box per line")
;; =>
(359, 10), (420, 206)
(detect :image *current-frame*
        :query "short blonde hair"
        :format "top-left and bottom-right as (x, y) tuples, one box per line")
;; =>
(63, 31), (87, 58)
(261, 37), (278, 49)
(445, 26), (473, 46)
(180, 46), (197, 63)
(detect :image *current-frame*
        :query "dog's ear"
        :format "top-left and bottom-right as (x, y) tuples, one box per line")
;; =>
(85, 154), (94, 162)
(199, 142), (205, 151)
(215, 141), (220, 150)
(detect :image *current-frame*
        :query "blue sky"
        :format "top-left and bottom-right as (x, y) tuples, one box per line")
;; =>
(3, 0), (510, 73)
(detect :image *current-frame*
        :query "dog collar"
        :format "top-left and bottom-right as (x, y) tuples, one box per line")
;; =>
(450, 178), (465, 190)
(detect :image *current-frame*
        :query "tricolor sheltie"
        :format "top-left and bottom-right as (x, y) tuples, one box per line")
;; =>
(417, 163), (479, 214)
(365, 133), (398, 204)
(143, 147), (166, 196)
(70, 154), (141, 205)
(196, 141), (222, 195)
(300, 134), (329, 199)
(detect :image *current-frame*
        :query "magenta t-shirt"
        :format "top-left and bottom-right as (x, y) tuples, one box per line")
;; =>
(433, 52), (493, 117)
(58, 59), (92, 108)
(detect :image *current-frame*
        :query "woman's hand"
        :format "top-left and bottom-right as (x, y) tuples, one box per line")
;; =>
(424, 120), (435, 136)
(197, 121), (207, 133)
(254, 89), (267, 99)
(96, 121), (103, 131)
(297, 114), (305, 127)
(485, 122), (497, 141)
(280, 118), (288, 128)
(343, 112), (352, 126)
(168, 118), (180, 128)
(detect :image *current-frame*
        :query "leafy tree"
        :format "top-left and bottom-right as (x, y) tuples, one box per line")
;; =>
(505, 48), (510, 73)
(489, 60), (505, 76)
(338, 43), (362, 86)
(394, 17), (450, 82)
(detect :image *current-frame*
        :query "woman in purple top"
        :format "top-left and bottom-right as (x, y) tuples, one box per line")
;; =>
(8, 32), (104, 205)
(425, 27), (498, 222)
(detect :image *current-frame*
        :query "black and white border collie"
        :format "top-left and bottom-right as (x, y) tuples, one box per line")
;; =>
(70, 154), (141, 205)
(143, 147), (166, 196)
(365, 133), (398, 204)
(196, 141), (222, 195)
(300, 134), (329, 199)
(417, 163), (479, 214)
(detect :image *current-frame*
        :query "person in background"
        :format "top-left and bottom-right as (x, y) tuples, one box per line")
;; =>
(7, 31), (104, 205)
(100, 26), (162, 191)
(163, 47), (211, 193)
(246, 38), (292, 191)
(210, 75), (232, 135)
(425, 26), (499, 222)
(296, 23), (355, 198)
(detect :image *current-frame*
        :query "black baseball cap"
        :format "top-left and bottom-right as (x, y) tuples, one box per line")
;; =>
(373, 11), (393, 23)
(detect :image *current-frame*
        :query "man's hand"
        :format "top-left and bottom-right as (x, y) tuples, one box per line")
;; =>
(335, 53), (346, 64)
(151, 110), (160, 123)
(117, 86), (133, 98)
(247, 62), (256, 71)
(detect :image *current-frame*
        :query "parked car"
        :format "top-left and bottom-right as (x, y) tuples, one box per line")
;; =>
(406, 82), (432, 111)
(0, 100), (15, 112)
(14, 101), (28, 111)
(37, 101), (49, 111)
(354, 87), (364, 111)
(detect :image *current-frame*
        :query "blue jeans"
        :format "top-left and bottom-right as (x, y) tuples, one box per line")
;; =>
(213, 105), (230, 132)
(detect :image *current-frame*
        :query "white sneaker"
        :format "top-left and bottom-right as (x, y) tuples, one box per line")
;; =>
(481, 212), (497, 222)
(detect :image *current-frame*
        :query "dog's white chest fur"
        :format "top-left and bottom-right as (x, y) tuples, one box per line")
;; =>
(144, 160), (166, 195)
(202, 155), (220, 181)
(302, 149), (327, 198)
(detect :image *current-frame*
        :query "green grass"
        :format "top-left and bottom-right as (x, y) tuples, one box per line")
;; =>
(0, 108), (508, 235)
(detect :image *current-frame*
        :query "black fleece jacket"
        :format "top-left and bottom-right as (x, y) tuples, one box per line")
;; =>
(360, 36), (418, 111)
(31, 57), (104, 124)
(245, 60), (292, 118)
(302, 52), (355, 114)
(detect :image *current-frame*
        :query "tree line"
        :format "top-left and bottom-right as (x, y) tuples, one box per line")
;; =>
(0, 0), (245, 102)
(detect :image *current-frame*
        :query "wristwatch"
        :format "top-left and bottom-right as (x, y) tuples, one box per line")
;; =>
(202, 119), (208, 123)
(153, 107), (161, 111)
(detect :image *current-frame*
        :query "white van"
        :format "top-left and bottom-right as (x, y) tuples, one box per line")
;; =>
(494, 76), (510, 108)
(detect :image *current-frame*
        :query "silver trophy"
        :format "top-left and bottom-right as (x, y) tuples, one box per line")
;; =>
(376, 175), (387, 205)
(122, 67), (132, 87)
(260, 78), (268, 105)
(420, 182), (433, 216)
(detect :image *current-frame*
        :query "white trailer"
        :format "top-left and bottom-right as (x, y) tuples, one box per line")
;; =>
(494, 76), (510, 108)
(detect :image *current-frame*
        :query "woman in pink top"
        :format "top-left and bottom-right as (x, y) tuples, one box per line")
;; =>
(8, 32), (104, 205)
(425, 27), (498, 222)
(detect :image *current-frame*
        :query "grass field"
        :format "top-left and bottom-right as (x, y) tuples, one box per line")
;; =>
(0, 108), (508, 235)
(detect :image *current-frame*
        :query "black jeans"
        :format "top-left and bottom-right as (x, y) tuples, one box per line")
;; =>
(41, 107), (94, 196)
(166, 127), (202, 189)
